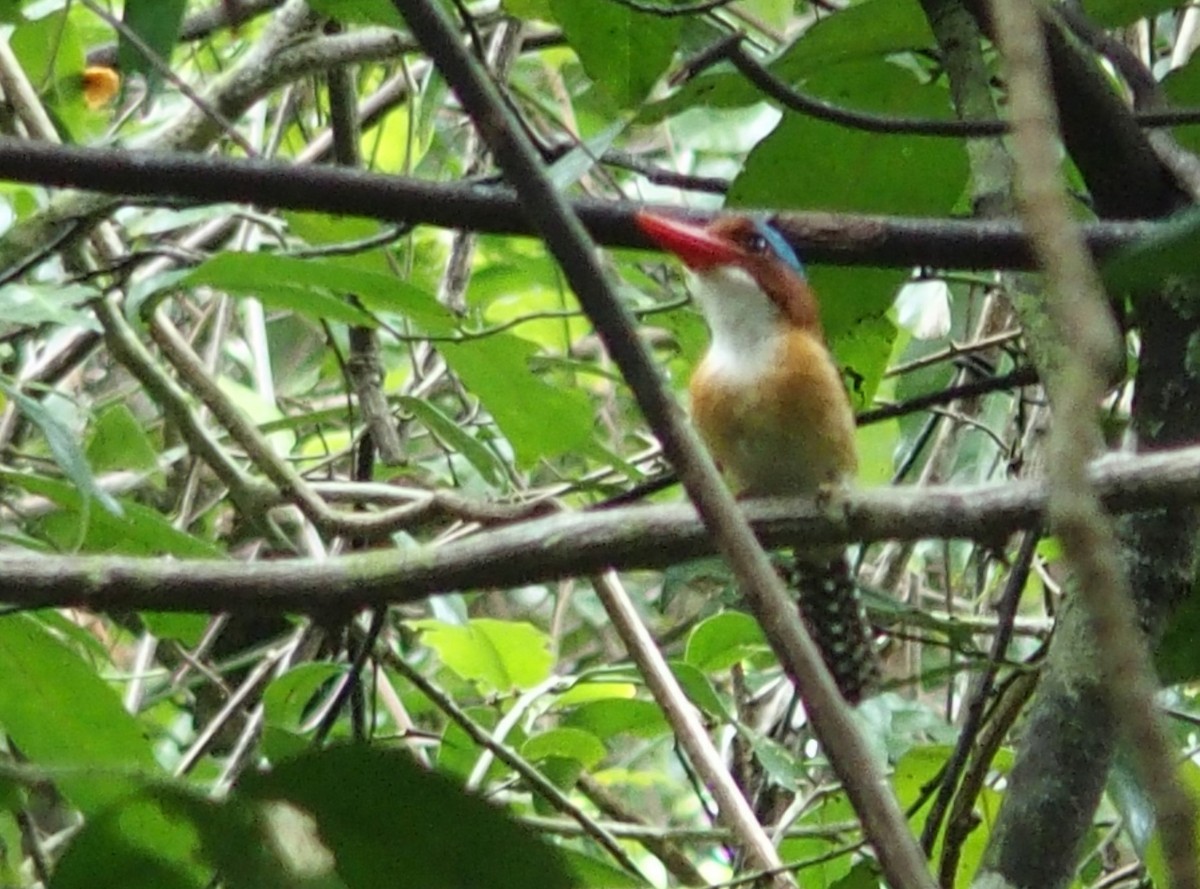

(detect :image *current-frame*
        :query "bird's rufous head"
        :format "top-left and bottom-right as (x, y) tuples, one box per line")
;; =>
(635, 211), (819, 332)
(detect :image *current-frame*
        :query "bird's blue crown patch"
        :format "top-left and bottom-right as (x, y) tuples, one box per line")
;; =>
(754, 220), (805, 277)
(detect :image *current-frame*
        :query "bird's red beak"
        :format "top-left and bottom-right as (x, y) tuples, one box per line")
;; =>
(635, 211), (741, 270)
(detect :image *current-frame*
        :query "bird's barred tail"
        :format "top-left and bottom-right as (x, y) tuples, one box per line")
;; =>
(784, 556), (880, 704)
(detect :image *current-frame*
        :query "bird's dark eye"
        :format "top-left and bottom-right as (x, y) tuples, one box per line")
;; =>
(742, 232), (769, 254)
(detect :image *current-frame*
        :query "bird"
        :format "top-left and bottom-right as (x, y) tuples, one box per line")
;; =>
(635, 210), (880, 704)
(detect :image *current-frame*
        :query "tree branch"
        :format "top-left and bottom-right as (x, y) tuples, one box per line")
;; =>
(0, 136), (1161, 276)
(1, 445), (1200, 614)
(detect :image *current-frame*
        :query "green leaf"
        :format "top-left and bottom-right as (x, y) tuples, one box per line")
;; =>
(640, 0), (934, 121)
(669, 660), (731, 719)
(685, 612), (768, 671)
(52, 783), (317, 889)
(830, 861), (883, 889)
(238, 745), (575, 889)
(1083, 0), (1181, 27)
(137, 613), (209, 647)
(1141, 759), (1200, 889)
(779, 835), (852, 888)
(830, 311), (898, 412)
(179, 255), (378, 328)
(0, 381), (123, 517)
(440, 333), (595, 467)
(193, 254), (458, 332)
(748, 731), (804, 786)
(0, 282), (97, 327)
(10, 11), (84, 89)
(436, 705), (501, 780)
(307, 0), (405, 27)
(562, 699), (669, 740)
(1103, 205), (1200, 293)
(728, 61), (966, 216)
(855, 417), (901, 488)
(412, 618), (555, 692)
(1157, 571), (1200, 683)
(396, 396), (504, 486)
(549, 0), (678, 108)
(522, 727), (606, 768)
(0, 471), (221, 558)
(118, 0), (187, 92)
(503, 0), (552, 19)
(87, 403), (160, 476)
(263, 663), (347, 730)
(0, 614), (157, 814)
(556, 847), (648, 889)
(50, 793), (211, 889)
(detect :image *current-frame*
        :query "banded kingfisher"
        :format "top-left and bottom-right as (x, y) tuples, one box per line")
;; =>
(636, 211), (880, 703)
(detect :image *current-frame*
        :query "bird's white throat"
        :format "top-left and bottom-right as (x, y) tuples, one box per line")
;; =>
(689, 266), (786, 381)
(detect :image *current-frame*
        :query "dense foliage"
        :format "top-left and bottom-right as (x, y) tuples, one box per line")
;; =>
(0, 1), (1199, 888)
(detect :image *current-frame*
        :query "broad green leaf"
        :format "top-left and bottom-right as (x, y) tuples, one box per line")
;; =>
(118, 0), (187, 91)
(855, 417), (901, 488)
(780, 835), (852, 888)
(0, 614), (156, 814)
(1103, 205), (1200, 293)
(185, 253), (457, 329)
(748, 731), (805, 785)
(668, 660), (730, 719)
(640, 0), (934, 121)
(685, 612), (768, 671)
(1164, 59), (1200, 156)
(0, 382), (122, 517)
(179, 255), (376, 328)
(553, 681), (637, 707)
(239, 745), (575, 889)
(549, 0), (678, 109)
(360, 103), (426, 173)
(10, 11), (84, 89)
(1083, 0), (1181, 26)
(522, 727), (606, 768)
(1142, 759), (1200, 889)
(137, 613), (209, 648)
(0, 282), (96, 327)
(396, 395), (504, 486)
(436, 705), (501, 780)
(263, 663), (347, 730)
(0, 471), (221, 558)
(1158, 574), (1200, 683)
(547, 121), (627, 189)
(563, 699), (669, 740)
(51, 783), (318, 889)
(217, 377), (295, 455)
(830, 312), (898, 412)
(728, 61), (966, 216)
(503, 0), (552, 19)
(829, 861), (883, 889)
(772, 0), (933, 74)
(440, 333), (595, 467)
(308, 0), (405, 27)
(50, 793), (211, 889)
(86, 403), (159, 476)
(556, 847), (648, 889)
(412, 618), (554, 692)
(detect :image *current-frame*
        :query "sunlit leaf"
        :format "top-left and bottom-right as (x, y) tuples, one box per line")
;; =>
(412, 618), (555, 692)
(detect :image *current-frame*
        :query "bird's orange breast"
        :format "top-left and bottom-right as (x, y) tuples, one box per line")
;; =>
(689, 331), (857, 497)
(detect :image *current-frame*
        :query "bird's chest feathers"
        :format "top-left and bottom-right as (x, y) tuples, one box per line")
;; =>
(687, 274), (857, 494)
